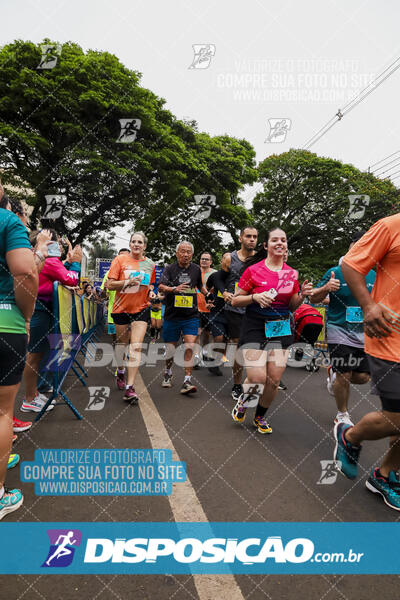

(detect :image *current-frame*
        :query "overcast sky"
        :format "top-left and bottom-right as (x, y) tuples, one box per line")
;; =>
(2, 0), (400, 249)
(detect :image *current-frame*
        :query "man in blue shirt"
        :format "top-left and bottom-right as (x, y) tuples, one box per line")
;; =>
(311, 232), (376, 426)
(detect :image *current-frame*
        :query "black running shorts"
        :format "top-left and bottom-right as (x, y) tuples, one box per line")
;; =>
(0, 332), (28, 386)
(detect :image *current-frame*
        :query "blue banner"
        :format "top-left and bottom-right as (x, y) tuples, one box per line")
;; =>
(0, 522), (399, 574)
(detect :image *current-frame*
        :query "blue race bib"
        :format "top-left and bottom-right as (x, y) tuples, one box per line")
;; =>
(264, 318), (291, 338)
(129, 271), (151, 286)
(346, 307), (362, 323)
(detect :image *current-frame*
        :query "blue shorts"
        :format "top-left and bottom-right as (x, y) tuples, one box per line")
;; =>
(108, 323), (116, 335)
(163, 318), (199, 343)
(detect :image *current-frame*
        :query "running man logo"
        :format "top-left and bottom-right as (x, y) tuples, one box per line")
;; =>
(347, 195), (370, 220)
(242, 383), (264, 408)
(37, 44), (61, 70)
(193, 194), (216, 221)
(86, 386), (110, 411)
(265, 119), (291, 143)
(42, 529), (82, 567)
(43, 195), (67, 220)
(116, 119), (142, 143)
(317, 460), (342, 485)
(188, 44), (216, 69)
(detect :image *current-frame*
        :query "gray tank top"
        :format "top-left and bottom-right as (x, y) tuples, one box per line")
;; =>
(225, 250), (246, 314)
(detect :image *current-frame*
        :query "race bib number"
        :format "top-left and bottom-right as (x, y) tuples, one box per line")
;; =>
(264, 318), (291, 338)
(346, 307), (362, 323)
(174, 295), (194, 308)
(128, 270), (150, 286)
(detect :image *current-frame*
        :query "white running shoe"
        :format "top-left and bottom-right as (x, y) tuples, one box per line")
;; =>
(21, 394), (54, 413)
(334, 412), (354, 426)
(36, 392), (56, 406)
(327, 366), (336, 396)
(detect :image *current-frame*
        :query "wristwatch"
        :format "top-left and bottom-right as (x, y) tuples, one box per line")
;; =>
(171, 286), (177, 292)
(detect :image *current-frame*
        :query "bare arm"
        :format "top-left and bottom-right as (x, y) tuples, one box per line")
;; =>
(232, 287), (273, 309)
(6, 248), (38, 321)
(341, 261), (392, 338)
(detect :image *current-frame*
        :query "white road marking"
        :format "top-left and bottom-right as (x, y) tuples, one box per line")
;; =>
(136, 374), (245, 600)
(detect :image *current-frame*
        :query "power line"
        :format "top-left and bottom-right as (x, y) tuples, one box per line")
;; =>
(369, 150), (400, 170)
(374, 160), (400, 177)
(303, 56), (400, 150)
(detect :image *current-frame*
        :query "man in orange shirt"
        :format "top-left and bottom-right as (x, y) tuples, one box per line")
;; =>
(334, 213), (400, 510)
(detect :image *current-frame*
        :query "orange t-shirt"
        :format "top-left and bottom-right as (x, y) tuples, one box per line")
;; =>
(342, 213), (400, 361)
(197, 269), (215, 313)
(108, 254), (155, 314)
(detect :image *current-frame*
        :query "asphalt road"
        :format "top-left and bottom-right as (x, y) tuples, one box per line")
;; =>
(1, 335), (398, 600)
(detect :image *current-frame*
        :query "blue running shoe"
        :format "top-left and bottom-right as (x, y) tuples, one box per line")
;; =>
(366, 468), (400, 511)
(333, 423), (361, 479)
(0, 488), (23, 520)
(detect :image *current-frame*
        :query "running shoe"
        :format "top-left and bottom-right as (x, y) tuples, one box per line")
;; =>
(208, 366), (223, 376)
(366, 468), (400, 511)
(180, 381), (197, 395)
(231, 384), (243, 402)
(13, 416), (32, 433)
(334, 412), (354, 426)
(278, 381), (287, 391)
(0, 488), (23, 520)
(327, 366), (336, 396)
(161, 372), (173, 388)
(116, 369), (126, 390)
(7, 454), (20, 470)
(333, 423), (361, 479)
(193, 354), (201, 370)
(12, 434), (17, 443)
(123, 386), (139, 403)
(232, 395), (247, 423)
(21, 394), (54, 413)
(253, 415), (273, 434)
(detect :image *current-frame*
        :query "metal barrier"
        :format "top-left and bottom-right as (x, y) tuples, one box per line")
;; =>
(34, 283), (104, 422)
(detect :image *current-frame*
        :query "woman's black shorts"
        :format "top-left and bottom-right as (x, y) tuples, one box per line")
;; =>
(111, 307), (151, 325)
(238, 312), (293, 351)
(0, 332), (28, 386)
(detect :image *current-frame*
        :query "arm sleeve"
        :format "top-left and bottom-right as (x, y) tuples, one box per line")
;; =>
(237, 267), (254, 292)
(342, 220), (392, 275)
(44, 258), (79, 286)
(196, 267), (203, 290)
(100, 271), (109, 290)
(107, 256), (121, 280)
(207, 270), (225, 294)
(159, 265), (171, 286)
(5, 214), (31, 251)
(315, 269), (331, 289)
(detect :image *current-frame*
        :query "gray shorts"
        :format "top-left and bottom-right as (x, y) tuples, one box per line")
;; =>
(368, 354), (400, 412)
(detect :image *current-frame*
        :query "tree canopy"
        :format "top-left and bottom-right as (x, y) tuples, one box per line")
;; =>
(0, 39), (256, 259)
(251, 149), (400, 280)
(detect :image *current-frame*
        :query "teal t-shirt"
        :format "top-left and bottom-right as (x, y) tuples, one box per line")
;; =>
(0, 208), (32, 333)
(316, 264), (376, 347)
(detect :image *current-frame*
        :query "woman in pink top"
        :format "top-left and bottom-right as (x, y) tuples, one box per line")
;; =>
(20, 231), (82, 414)
(231, 227), (313, 434)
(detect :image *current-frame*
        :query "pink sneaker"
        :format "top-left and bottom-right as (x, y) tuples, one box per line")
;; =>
(116, 369), (126, 390)
(123, 386), (139, 403)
